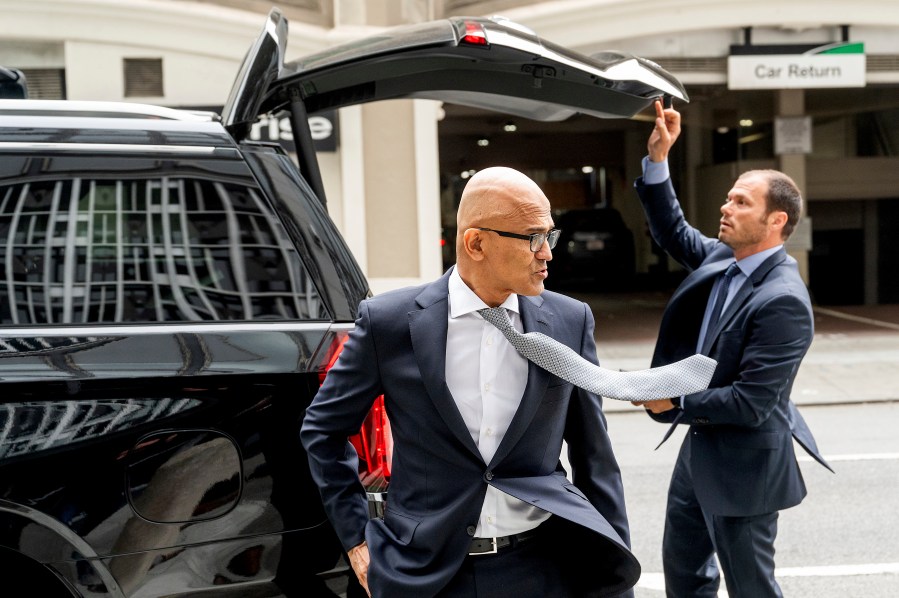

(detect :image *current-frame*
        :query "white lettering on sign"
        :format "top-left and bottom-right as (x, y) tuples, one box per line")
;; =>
(250, 116), (296, 142)
(245, 112), (338, 152)
(308, 116), (333, 141)
(729, 54), (865, 89)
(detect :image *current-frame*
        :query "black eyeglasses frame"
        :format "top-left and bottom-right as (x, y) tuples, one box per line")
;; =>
(475, 227), (561, 252)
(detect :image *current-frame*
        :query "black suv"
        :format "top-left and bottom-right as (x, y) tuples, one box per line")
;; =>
(0, 9), (686, 597)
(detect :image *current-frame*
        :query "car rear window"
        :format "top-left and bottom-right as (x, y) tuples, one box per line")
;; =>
(0, 157), (327, 325)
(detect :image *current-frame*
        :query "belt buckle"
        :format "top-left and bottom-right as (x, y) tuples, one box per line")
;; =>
(469, 537), (498, 556)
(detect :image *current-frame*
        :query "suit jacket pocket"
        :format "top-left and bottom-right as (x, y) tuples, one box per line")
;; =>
(381, 508), (421, 545)
(562, 482), (589, 502)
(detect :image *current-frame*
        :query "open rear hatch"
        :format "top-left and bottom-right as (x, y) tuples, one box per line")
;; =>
(222, 9), (688, 205)
(264, 15), (687, 120)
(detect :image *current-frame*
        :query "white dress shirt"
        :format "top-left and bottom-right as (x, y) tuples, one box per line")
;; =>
(446, 267), (550, 537)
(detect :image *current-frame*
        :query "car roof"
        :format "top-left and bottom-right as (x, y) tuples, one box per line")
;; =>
(0, 99), (235, 149)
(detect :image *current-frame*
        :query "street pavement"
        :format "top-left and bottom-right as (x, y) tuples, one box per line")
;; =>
(567, 289), (899, 597)
(569, 290), (899, 412)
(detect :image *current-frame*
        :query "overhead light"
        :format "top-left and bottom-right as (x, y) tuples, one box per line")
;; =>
(477, 138), (490, 147)
(503, 122), (517, 132)
(739, 119), (753, 127)
(581, 166), (594, 174)
(717, 126), (730, 134)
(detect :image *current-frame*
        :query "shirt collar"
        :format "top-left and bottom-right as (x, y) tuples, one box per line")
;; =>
(448, 266), (520, 319)
(735, 244), (782, 277)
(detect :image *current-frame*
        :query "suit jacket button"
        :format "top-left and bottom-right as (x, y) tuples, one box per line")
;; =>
(485, 471), (494, 481)
(466, 526), (476, 536)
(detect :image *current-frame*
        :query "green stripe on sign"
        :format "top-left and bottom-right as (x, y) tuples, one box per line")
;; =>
(819, 42), (865, 54)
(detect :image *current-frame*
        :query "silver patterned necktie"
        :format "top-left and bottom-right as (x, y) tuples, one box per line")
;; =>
(478, 307), (717, 402)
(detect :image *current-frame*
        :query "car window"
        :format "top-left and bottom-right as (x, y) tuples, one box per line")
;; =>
(0, 156), (328, 325)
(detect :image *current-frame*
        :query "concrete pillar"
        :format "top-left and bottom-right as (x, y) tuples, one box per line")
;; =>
(329, 0), (444, 295)
(360, 100), (444, 293)
(775, 88), (810, 284)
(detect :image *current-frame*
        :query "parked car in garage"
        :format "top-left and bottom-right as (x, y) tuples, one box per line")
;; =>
(547, 207), (637, 290)
(0, 8), (686, 596)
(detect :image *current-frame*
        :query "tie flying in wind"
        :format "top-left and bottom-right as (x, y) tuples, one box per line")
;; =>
(478, 307), (717, 402)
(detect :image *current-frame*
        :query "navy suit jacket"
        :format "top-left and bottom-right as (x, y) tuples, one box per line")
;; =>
(301, 268), (639, 597)
(635, 177), (832, 517)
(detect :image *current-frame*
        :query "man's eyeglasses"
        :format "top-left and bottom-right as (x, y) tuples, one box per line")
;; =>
(476, 227), (561, 252)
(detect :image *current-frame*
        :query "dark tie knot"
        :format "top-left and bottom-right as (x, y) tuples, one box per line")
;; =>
(723, 261), (740, 281)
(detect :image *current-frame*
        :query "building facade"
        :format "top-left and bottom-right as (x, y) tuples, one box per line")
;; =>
(3, 0), (899, 303)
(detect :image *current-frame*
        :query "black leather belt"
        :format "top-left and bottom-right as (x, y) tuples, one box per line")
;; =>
(468, 528), (540, 556)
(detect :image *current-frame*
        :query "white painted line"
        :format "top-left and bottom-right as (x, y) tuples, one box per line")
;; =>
(638, 562), (899, 595)
(798, 453), (899, 462)
(813, 307), (899, 332)
(777, 563), (899, 576)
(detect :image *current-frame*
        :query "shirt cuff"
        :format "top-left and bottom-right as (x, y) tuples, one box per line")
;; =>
(642, 156), (670, 185)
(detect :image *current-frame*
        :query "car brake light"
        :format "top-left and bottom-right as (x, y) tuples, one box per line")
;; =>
(318, 334), (348, 386)
(319, 333), (392, 492)
(460, 20), (489, 46)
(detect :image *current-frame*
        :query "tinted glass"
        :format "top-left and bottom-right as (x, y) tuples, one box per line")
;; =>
(0, 157), (327, 324)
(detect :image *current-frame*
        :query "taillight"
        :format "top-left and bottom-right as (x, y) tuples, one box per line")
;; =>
(319, 333), (392, 493)
(460, 20), (489, 46)
(318, 334), (348, 386)
(351, 395), (392, 492)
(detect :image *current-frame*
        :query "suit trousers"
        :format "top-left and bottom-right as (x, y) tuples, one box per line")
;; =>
(662, 452), (783, 598)
(436, 519), (575, 598)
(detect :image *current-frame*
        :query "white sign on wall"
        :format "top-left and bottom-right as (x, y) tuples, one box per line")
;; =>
(774, 116), (812, 155)
(728, 42), (865, 90)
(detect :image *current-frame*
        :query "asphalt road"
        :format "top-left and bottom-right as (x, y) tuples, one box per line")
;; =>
(603, 402), (899, 597)
(569, 289), (899, 597)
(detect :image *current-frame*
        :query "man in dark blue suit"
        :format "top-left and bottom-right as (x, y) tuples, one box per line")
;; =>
(302, 166), (639, 597)
(633, 100), (833, 597)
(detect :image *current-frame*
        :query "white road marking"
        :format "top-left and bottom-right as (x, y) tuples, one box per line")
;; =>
(798, 453), (899, 462)
(638, 562), (899, 594)
(813, 306), (899, 332)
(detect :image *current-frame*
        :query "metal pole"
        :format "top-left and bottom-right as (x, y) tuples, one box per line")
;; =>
(288, 88), (328, 209)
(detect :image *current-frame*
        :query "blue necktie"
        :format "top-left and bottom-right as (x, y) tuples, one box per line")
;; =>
(705, 262), (740, 342)
(656, 262), (739, 449)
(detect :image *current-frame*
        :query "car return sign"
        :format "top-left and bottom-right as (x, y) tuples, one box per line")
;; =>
(728, 42), (865, 89)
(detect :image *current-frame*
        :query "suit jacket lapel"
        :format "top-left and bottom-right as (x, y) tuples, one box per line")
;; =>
(409, 271), (481, 459)
(703, 249), (788, 352)
(488, 294), (551, 467)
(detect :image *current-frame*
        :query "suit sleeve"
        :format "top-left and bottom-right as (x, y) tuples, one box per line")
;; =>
(300, 299), (383, 552)
(634, 176), (718, 272)
(563, 301), (632, 547)
(682, 292), (813, 426)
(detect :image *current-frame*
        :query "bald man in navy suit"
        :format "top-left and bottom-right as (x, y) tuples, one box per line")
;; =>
(303, 166), (639, 597)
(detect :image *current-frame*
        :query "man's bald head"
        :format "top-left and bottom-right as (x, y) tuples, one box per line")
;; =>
(454, 167), (555, 306)
(456, 167), (549, 234)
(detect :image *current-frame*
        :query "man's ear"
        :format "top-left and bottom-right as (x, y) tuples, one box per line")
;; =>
(461, 228), (485, 261)
(769, 211), (788, 234)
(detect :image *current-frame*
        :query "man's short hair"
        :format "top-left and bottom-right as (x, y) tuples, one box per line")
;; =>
(742, 170), (802, 239)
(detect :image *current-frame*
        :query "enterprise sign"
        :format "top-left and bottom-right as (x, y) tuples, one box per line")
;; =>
(728, 42), (865, 90)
